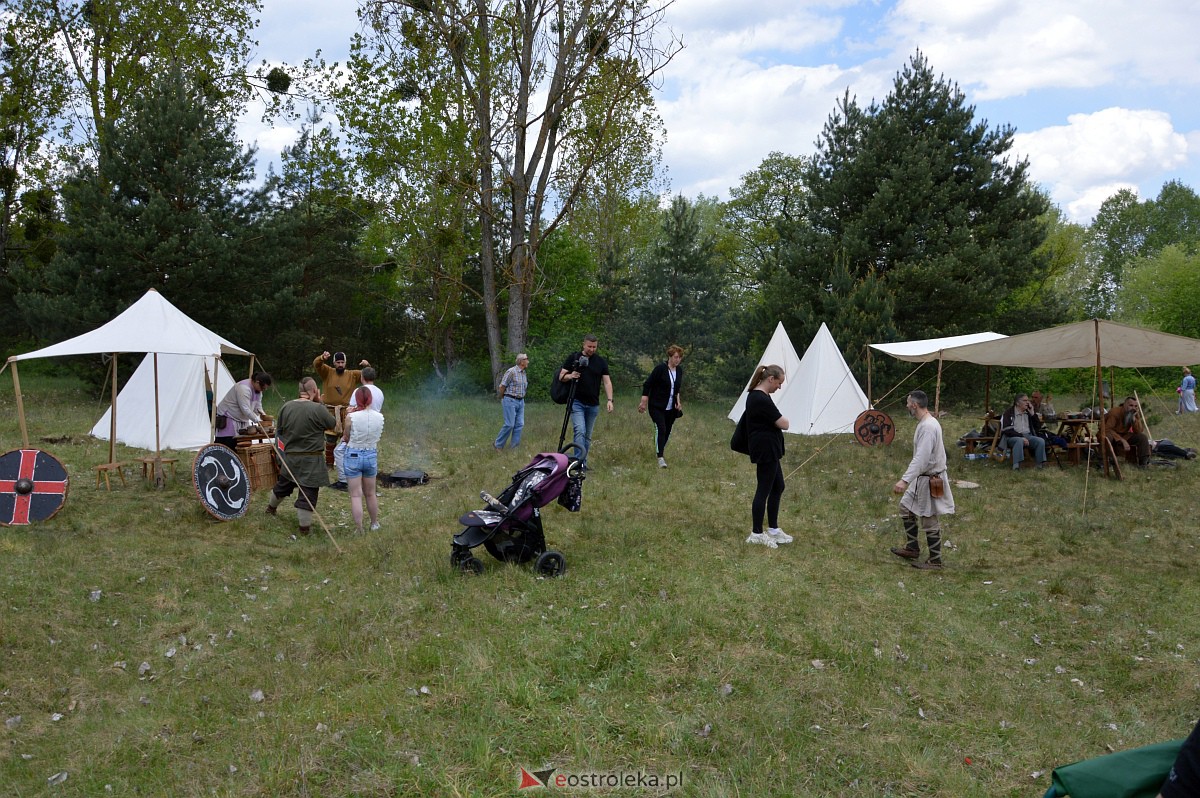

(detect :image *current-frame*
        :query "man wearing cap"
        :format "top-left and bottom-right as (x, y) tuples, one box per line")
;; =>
(494, 354), (529, 451)
(313, 350), (370, 406)
(313, 350), (371, 476)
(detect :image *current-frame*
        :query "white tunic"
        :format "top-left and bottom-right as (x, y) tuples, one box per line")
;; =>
(900, 414), (955, 517)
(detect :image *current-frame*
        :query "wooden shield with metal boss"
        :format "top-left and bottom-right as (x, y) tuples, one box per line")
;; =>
(854, 409), (895, 447)
(0, 448), (69, 526)
(193, 444), (250, 521)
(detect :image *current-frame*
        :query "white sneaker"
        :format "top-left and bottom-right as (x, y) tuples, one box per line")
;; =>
(369, 522), (381, 532)
(658, 457), (668, 468)
(767, 527), (794, 544)
(745, 532), (778, 549)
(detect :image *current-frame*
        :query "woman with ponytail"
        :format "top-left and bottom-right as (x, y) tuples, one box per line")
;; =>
(743, 364), (792, 548)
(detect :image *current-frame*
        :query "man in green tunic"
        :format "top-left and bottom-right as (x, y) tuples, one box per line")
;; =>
(266, 377), (336, 535)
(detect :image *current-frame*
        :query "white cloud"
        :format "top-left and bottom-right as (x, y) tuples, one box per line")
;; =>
(885, 0), (1200, 99)
(1013, 107), (1190, 221)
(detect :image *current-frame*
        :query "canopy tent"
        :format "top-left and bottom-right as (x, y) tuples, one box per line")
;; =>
(10, 288), (250, 362)
(729, 322), (870, 435)
(867, 331), (1008, 410)
(925, 319), (1200, 369)
(872, 319), (1200, 480)
(5, 289), (254, 471)
(868, 331), (1008, 362)
(90, 353), (236, 451)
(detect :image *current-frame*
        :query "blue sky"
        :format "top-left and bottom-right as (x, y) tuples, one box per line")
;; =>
(246, 0), (1200, 224)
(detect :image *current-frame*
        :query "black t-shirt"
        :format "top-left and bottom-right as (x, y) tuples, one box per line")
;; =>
(561, 351), (610, 406)
(745, 389), (785, 463)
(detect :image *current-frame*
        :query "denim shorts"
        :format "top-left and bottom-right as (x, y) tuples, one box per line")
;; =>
(343, 447), (378, 479)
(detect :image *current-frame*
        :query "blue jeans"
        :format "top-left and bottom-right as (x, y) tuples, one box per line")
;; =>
(1005, 434), (1046, 469)
(494, 395), (525, 449)
(343, 447), (378, 478)
(570, 400), (601, 466)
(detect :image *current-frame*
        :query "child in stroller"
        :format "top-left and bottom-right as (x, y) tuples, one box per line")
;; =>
(451, 448), (583, 576)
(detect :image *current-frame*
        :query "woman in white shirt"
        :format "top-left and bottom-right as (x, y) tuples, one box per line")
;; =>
(342, 386), (385, 533)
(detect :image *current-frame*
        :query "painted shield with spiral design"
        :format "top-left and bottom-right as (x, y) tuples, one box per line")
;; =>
(193, 444), (250, 521)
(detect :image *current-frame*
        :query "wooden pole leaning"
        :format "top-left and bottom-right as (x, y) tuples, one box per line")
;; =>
(8, 359), (30, 448)
(273, 446), (344, 555)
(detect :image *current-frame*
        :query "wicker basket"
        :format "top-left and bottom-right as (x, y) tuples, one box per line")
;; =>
(236, 443), (278, 491)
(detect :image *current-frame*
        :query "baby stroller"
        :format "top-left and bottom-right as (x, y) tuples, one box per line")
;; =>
(451, 447), (584, 576)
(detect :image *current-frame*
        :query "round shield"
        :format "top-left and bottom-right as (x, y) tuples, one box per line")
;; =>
(0, 448), (70, 526)
(193, 444), (251, 521)
(854, 409), (896, 447)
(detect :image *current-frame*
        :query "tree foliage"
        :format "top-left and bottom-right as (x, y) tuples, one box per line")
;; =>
(15, 68), (272, 362)
(1119, 245), (1200, 339)
(347, 0), (680, 383)
(1084, 181), (1200, 317)
(799, 52), (1050, 341)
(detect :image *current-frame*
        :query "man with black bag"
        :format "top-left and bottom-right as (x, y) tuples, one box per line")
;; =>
(557, 334), (613, 471)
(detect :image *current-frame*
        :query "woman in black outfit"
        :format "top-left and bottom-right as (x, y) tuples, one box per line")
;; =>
(743, 364), (792, 548)
(638, 345), (685, 468)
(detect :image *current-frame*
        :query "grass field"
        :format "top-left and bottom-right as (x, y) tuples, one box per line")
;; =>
(2, 372), (1199, 797)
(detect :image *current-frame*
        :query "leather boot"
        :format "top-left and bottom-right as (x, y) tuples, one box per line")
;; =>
(891, 516), (920, 559)
(297, 526), (311, 536)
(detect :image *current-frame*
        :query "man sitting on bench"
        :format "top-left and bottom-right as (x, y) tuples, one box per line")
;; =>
(1000, 393), (1047, 470)
(1105, 396), (1152, 466)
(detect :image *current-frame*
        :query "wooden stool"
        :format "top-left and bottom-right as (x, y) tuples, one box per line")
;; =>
(93, 462), (128, 490)
(137, 457), (179, 483)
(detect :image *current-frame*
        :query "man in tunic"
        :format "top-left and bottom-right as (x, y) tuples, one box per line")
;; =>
(891, 390), (955, 570)
(1104, 395), (1152, 466)
(313, 350), (370, 471)
(266, 378), (336, 535)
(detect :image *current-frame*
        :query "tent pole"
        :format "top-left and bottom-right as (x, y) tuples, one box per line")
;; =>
(109, 353), (118, 466)
(934, 354), (943, 416)
(1095, 321), (1109, 478)
(866, 347), (873, 408)
(211, 357), (219, 443)
(985, 366), (992, 413)
(153, 353), (162, 458)
(10, 359), (30, 447)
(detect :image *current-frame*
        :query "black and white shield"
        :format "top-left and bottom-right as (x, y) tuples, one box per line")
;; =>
(0, 448), (69, 526)
(193, 444), (251, 521)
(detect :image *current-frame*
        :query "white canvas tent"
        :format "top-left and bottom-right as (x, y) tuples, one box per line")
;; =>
(5, 289), (253, 462)
(90, 353), (236, 451)
(729, 322), (870, 435)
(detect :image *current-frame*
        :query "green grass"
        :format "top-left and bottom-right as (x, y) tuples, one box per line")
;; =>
(2, 373), (1199, 796)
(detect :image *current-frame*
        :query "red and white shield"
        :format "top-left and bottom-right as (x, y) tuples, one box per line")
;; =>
(0, 448), (70, 526)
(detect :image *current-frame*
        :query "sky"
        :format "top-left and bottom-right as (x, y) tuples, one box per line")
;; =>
(245, 0), (1200, 224)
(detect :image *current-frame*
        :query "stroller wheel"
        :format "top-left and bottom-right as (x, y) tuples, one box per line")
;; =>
(450, 547), (469, 568)
(534, 550), (567, 578)
(459, 556), (484, 575)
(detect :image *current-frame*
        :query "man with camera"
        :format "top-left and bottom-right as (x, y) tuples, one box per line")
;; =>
(558, 334), (613, 471)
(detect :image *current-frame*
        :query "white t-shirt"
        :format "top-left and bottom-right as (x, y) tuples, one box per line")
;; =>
(349, 383), (385, 412)
(346, 408), (384, 449)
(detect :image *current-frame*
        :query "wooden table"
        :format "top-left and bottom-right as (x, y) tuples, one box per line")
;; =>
(1056, 417), (1098, 465)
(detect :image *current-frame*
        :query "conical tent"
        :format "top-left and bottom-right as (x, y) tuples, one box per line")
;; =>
(5, 289), (253, 458)
(729, 322), (870, 435)
(90, 353), (236, 451)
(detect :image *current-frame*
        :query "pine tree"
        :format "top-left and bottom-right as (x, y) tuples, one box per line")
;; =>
(801, 52), (1049, 339)
(18, 68), (268, 354)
